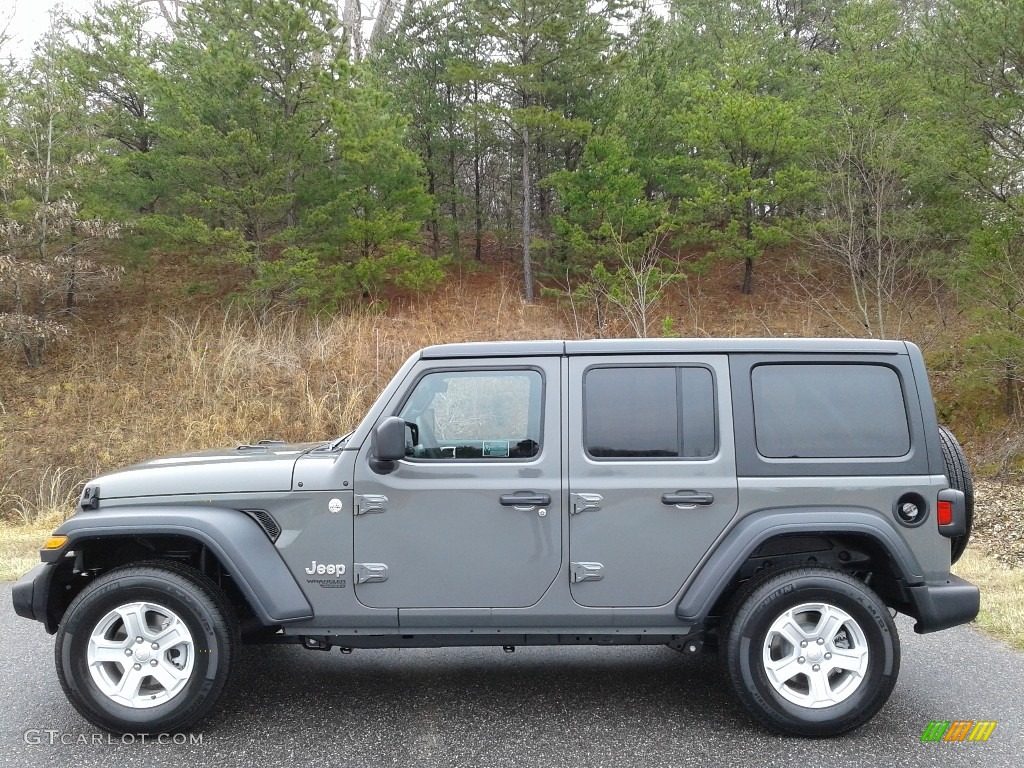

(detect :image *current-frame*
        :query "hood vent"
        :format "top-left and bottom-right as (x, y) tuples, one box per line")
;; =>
(236, 439), (286, 453)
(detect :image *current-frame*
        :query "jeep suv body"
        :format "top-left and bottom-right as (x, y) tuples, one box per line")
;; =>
(13, 338), (979, 736)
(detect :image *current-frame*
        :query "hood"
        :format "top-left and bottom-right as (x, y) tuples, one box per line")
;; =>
(90, 443), (324, 500)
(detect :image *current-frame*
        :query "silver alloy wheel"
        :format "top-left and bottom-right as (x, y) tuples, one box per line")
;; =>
(761, 601), (870, 709)
(86, 601), (196, 709)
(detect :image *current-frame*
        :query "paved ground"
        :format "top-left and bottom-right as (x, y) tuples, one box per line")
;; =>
(1, 584), (1021, 767)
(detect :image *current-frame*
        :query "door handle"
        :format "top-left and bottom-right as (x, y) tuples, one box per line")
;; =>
(499, 492), (551, 508)
(662, 491), (715, 507)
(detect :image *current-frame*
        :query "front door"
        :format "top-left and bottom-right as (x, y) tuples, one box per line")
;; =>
(567, 356), (739, 607)
(352, 359), (562, 609)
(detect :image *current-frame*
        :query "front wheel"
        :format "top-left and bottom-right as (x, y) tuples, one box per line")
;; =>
(722, 567), (900, 737)
(55, 561), (237, 734)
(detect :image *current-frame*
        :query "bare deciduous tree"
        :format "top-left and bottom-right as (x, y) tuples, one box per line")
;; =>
(0, 35), (124, 365)
(135, 0), (409, 61)
(368, 0), (400, 52)
(818, 140), (911, 335)
(137, 0), (187, 26)
(798, 118), (936, 339)
(552, 232), (679, 339)
(589, 239), (680, 338)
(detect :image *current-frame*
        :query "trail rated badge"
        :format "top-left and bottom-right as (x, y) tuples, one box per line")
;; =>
(920, 720), (997, 742)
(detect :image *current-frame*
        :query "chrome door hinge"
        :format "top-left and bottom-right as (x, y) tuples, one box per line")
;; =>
(355, 494), (388, 515)
(570, 562), (604, 583)
(570, 493), (603, 515)
(354, 563), (389, 584)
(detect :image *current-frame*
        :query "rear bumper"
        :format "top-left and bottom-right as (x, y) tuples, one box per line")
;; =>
(12, 562), (56, 632)
(907, 573), (980, 634)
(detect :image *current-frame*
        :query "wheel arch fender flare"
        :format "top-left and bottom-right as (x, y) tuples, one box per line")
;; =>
(675, 508), (925, 623)
(49, 506), (313, 626)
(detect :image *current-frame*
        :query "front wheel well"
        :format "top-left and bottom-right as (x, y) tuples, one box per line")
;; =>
(46, 535), (264, 635)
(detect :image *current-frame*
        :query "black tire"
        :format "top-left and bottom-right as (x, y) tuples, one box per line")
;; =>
(55, 560), (237, 734)
(721, 566), (900, 737)
(938, 425), (973, 564)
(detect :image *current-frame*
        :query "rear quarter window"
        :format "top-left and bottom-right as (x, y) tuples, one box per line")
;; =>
(751, 363), (911, 459)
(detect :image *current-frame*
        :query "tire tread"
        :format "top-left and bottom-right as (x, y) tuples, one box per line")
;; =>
(55, 559), (238, 734)
(938, 425), (974, 564)
(721, 565), (900, 737)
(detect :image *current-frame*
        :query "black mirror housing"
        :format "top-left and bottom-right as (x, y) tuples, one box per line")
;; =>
(370, 416), (407, 474)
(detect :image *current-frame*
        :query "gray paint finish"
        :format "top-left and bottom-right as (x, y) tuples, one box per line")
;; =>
(729, 352), (931, 477)
(273, 488), (400, 629)
(10, 335), (980, 740)
(87, 443), (320, 498)
(567, 355), (739, 608)
(734, 475), (951, 582)
(292, 448), (354, 491)
(53, 506), (313, 622)
(350, 356), (564, 610)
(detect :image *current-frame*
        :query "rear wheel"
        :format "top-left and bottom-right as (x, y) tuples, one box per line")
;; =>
(722, 566), (900, 737)
(938, 425), (973, 564)
(56, 560), (237, 734)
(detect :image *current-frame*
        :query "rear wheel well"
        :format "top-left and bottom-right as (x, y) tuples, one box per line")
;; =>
(47, 535), (266, 636)
(708, 533), (910, 629)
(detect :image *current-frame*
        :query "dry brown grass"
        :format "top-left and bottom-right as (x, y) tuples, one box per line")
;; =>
(0, 267), (567, 524)
(0, 465), (81, 524)
(0, 510), (67, 581)
(954, 548), (1024, 650)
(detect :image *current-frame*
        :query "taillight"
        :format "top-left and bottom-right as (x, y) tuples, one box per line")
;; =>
(937, 499), (953, 527)
(936, 489), (966, 538)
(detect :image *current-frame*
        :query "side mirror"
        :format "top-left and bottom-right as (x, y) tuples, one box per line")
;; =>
(370, 416), (406, 474)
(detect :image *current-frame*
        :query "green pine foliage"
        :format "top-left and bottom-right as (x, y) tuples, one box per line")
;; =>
(0, 0), (1023, 428)
(51, 0), (441, 310)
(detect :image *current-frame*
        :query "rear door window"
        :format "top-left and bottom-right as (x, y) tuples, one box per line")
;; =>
(583, 366), (716, 459)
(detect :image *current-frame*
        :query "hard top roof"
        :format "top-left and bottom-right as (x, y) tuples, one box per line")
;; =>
(419, 338), (909, 359)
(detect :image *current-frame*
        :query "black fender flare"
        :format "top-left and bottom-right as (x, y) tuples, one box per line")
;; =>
(48, 506), (313, 625)
(675, 508), (925, 623)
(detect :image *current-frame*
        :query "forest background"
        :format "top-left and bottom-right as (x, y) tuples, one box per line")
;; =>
(1, 0), (1023, 642)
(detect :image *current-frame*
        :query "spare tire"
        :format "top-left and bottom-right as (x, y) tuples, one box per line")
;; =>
(938, 425), (973, 564)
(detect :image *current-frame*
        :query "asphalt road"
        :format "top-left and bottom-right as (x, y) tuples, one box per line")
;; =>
(1, 584), (1021, 767)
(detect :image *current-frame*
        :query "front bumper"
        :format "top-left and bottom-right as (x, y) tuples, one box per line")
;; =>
(12, 562), (57, 632)
(907, 573), (980, 634)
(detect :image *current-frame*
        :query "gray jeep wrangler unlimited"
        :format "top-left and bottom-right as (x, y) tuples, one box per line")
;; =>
(13, 338), (978, 737)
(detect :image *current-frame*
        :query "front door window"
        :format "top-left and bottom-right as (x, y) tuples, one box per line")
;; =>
(398, 370), (543, 460)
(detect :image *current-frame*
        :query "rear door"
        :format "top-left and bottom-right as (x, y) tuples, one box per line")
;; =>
(567, 355), (738, 607)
